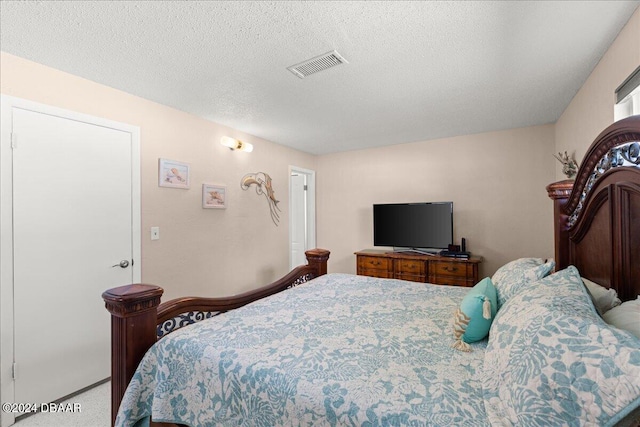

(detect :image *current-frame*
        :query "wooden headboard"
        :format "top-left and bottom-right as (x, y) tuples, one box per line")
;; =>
(547, 115), (640, 302)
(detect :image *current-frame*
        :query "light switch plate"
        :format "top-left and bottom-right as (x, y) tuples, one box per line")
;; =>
(150, 226), (160, 241)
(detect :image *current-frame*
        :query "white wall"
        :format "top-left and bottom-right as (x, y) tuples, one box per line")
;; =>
(317, 125), (556, 277)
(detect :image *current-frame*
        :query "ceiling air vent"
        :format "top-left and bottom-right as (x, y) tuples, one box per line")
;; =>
(287, 50), (348, 79)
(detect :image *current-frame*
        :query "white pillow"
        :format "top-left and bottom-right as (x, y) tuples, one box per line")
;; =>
(582, 278), (621, 314)
(491, 258), (555, 308)
(602, 297), (640, 339)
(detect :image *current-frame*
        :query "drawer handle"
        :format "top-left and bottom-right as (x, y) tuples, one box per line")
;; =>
(443, 266), (458, 272)
(369, 261), (380, 266)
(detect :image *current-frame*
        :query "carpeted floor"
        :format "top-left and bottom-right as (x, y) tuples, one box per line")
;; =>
(13, 381), (109, 427)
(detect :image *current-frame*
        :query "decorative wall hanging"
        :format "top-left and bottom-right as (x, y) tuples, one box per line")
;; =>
(159, 158), (190, 189)
(554, 151), (579, 179)
(202, 184), (227, 209)
(241, 172), (281, 225)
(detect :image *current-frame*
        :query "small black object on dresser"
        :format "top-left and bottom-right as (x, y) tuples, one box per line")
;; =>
(439, 250), (471, 259)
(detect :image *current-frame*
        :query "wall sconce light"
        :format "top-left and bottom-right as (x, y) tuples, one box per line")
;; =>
(221, 136), (253, 152)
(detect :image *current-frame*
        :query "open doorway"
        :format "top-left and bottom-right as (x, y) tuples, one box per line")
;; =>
(289, 166), (316, 270)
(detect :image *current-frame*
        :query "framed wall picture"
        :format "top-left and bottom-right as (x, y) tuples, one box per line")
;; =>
(158, 158), (190, 189)
(202, 184), (227, 209)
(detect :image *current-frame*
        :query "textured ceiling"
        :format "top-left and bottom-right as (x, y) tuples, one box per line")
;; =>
(1, 1), (638, 155)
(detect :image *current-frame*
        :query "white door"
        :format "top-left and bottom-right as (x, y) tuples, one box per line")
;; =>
(289, 167), (316, 270)
(0, 98), (140, 423)
(290, 173), (307, 268)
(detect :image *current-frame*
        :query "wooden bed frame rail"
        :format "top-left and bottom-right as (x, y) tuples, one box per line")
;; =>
(102, 248), (329, 426)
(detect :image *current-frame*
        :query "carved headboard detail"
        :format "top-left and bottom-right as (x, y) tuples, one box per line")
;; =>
(547, 115), (640, 302)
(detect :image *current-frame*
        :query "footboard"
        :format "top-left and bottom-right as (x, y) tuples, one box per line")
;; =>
(102, 248), (330, 426)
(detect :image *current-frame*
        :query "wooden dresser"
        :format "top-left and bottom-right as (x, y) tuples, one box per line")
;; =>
(355, 249), (482, 287)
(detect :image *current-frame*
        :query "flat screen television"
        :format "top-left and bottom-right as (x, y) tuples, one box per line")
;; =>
(373, 202), (453, 253)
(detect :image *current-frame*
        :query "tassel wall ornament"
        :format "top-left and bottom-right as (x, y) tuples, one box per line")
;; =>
(241, 172), (281, 226)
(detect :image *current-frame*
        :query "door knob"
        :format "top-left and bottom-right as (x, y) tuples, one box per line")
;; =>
(112, 260), (130, 268)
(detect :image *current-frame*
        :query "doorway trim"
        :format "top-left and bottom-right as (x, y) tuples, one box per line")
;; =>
(288, 166), (316, 270)
(0, 95), (141, 427)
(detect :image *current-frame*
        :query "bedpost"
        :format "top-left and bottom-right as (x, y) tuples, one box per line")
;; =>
(305, 248), (330, 276)
(102, 284), (163, 426)
(546, 180), (574, 270)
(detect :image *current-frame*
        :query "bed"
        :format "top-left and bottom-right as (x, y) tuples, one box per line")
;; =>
(104, 116), (640, 427)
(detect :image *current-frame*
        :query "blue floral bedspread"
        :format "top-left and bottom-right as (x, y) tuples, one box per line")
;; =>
(116, 273), (489, 427)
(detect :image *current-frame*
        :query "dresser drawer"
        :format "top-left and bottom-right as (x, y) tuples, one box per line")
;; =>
(357, 256), (391, 271)
(356, 250), (481, 288)
(359, 269), (394, 279)
(433, 275), (474, 287)
(395, 259), (426, 276)
(395, 273), (426, 283)
(431, 260), (468, 278)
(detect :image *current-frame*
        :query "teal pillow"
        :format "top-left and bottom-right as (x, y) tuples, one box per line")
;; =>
(452, 277), (497, 352)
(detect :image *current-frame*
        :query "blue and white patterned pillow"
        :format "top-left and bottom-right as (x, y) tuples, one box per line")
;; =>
(482, 266), (640, 427)
(491, 258), (555, 308)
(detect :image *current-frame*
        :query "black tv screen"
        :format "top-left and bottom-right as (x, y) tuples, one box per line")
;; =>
(373, 202), (453, 250)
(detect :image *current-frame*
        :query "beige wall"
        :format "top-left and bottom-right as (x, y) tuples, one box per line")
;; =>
(3, 4), (637, 292)
(555, 7), (640, 179)
(314, 7), (639, 278)
(317, 125), (556, 277)
(0, 52), (317, 300)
